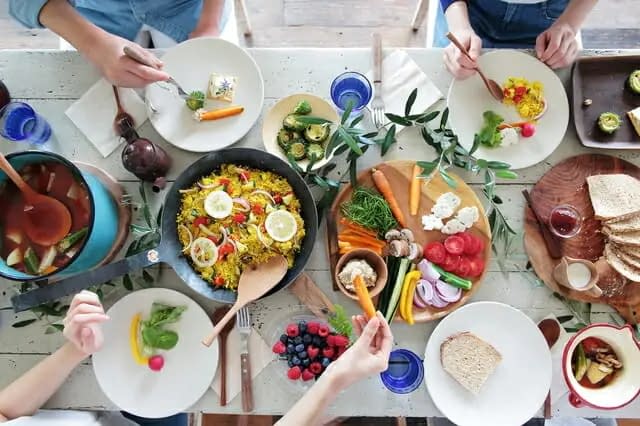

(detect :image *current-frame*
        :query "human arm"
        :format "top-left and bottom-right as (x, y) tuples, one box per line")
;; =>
(0, 291), (108, 421)
(441, 1), (482, 79)
(535, 0), (598, 69)
(276, 312), (393, 426)
(190, 0), (226, 38)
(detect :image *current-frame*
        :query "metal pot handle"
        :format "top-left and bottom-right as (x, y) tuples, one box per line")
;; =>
(11, 247), (163, 312)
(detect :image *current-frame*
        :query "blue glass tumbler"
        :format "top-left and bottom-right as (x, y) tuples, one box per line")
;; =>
(380, 349), (424, 394)
(0, 102), (52, 144)
(330, 71), (372, 116)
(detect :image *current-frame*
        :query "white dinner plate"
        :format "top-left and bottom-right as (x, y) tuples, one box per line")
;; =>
(93, 288), (218, 418)
(146, 37), (264, 152)
(424, 302), (551, 426)
(447, 50), (569, 170)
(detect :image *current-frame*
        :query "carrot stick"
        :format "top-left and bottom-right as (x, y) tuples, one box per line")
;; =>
(196, 106), (244, 121)
(339, 227), (380, 239)
(371, 168), (407, 228)
(339, 218), (378, 237)
(353, 275), (376, 319)
(338, 231), (384, 244)
(338, 235), (385, 248)
(410, 163), (421, 216)
(338, 239), (382, 254)
(338, 241), (352, 249)
(497, 121), (529, 130)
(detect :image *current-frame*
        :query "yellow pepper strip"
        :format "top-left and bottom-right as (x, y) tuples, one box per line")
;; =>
(403, 274), (420, 325)
(399, 271), (421, 322)
(129, 313), (149, 365)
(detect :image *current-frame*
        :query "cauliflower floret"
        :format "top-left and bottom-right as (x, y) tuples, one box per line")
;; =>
(456, 206), (480, 228)
(422, 214), (444, 231)
(499, 127), (519, 147)
(441, 218), (466, 235)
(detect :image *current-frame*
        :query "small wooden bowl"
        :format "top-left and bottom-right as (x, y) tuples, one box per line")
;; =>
(334, 249), (388, 301)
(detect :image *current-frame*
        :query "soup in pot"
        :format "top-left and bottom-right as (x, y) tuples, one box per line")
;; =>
(571, 337), (623, 389)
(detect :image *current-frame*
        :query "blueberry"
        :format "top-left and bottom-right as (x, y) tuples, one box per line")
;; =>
(299, 351), (307, 359)
(312, 336), (322, 347)
(287, 337), (295, 345)
(295, 343), (305, 353)
(280, 334), (288, 344)
(302, 358), (310, 367)
(298, 320), (307, 333)
(321, 357), (331, 368)
(317, 340), (327, 349)
(287, 344), (295, 354)
(287, 359), (294, 368)
(302, 334), (312, 344)
(293, 336), (303, 345)
(292, 356), (301, 366)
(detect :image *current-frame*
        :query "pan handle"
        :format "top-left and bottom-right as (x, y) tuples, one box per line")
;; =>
(11, 247), (163, 312)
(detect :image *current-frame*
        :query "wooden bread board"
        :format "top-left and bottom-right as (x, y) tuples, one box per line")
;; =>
(326, 160), (492, 323)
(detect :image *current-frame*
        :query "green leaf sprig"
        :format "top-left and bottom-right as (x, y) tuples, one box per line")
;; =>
(328, 304), (353, 341)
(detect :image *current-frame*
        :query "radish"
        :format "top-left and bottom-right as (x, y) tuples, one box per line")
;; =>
(521, 122), (536, 138)
(148, 355), (164, 372)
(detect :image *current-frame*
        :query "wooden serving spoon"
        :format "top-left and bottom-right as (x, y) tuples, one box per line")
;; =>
(0, 153), (72, 246)
(202, 255), (288, 347)
(446, 32), (504, 102)
(538, 318), (561, 418)
(211, 306), (236, 406)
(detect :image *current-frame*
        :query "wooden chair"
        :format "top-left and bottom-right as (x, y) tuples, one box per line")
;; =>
(235, 0), (253, 37)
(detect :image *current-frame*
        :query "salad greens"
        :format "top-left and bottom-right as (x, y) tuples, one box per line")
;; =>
(141, 303), (186, 351)
(474, 110), (504, 148)
(328, 305), (353, 341)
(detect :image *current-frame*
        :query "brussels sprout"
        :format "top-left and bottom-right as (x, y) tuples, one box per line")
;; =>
(306, 144), (325, 160)
(598, 112), (621, 134)
(628, 70), (640, 95)
(277, 129), (295, 150)
(303, 124), (330, 143)
(287, 141), (307, 161)
(293, 100), (312, 115)
(185, 90), (205, 111)
(283, 114), (307, 131)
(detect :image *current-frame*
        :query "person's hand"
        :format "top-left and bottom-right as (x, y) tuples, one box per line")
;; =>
(62, 291), (109, 356)
(87, 32), (170, 88)
(325, 312), (393, 390)
(535, 21), (579, 69)
(443, 28), (482, 80)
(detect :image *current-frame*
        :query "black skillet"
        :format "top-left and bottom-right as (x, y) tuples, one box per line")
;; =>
(12, 148), (318, 312)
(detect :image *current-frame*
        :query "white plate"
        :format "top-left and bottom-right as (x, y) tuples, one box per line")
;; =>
(424, 301), (551, 426)
(262, 94), (339, 171)
(93, 288), (218, 418)
(447, 50), (569, 170)
(146, 37), (264, 152)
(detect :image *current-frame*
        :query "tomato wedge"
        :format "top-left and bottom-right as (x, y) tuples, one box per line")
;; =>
(424, 242), (446, 264)
(456, 257), (471, 278)
(444, 235), (465, 255)
(468, 257), (485, 277)
(442, 254), (460, 272)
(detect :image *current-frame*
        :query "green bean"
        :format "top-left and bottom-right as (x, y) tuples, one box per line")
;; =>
(340, 187), (398, 235)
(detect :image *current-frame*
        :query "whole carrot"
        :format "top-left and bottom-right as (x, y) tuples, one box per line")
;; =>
(194, 105), (244, 121)
(353, 274), (376, 320)
(409, 163), (421, 216)
(371, 168), (407, 228)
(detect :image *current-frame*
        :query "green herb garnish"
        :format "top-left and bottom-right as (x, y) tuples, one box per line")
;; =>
(141, 303), (186, 350)
(328, 305), (353, 341)
(142, 326), (179, 350)
(475, 110), (504, 147)
(185, 90), (205, 111)
(340, 187), (397, 235)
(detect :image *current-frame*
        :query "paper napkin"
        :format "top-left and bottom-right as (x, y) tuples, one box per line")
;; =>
(211, 325), (274, 403)
(365, 50), (443, 128)
(544, 316), (572, 406)
(65, 78), (148, 157)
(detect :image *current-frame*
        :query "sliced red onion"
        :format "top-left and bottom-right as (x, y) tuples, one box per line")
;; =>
(428, 290), (450, 308)
(251, 190), (276, 205)
(418, 259), (440, 283)
(232, 197), (251, 212)
(197, 182), (219, 189)
(227, 236), (238, 251)
(413, 292), (428, 309)
(236, 167), (250, 182)
(178, 224), (194, 252)
(416, 279), (435, 303)
(435, 280), (462, 303)
(220, 227), (229, 246)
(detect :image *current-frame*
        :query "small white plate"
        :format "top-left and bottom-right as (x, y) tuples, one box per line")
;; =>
(447, 50), (569, 170)
(146, 37), (264, 152)
(424, 301), (551, 426)
(93, 288), (218, 418)
(262, 94), (339, 171)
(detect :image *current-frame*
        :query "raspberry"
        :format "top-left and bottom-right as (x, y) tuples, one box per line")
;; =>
(326, 335), (336, 346)
(287, 366), (302, 380)
(306, 322), (320, 335)
(301, 369), (315, 381)
(333, 335), (350, 347)
(336, 346), (347, 357)
(309, 362), (322, 375)
(272, 341), (286, 354)
(322, 347), (335, 359)
(307, 346), (319, 359)
(318, 324), (330, 337)
(286, 324), (299, 337)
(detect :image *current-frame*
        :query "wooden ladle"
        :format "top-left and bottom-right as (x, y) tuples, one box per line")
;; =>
(211, 306), (236, 406)
(202, 255), (288, 347)
(446, 32), (504, 102)
(0, 153), (72, 246)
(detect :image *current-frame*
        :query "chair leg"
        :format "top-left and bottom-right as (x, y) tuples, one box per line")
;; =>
(411, 0), (429, 31)
(235, 0), (253, 37)
(396, 417), (408, 426)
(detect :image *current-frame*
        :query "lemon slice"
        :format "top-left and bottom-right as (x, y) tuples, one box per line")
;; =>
(265, 210), (298, 242)
(190, 237), (218, 268)
(204, 190), (233, 219)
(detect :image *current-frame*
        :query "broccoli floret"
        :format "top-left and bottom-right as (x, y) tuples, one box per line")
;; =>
(185, 90), (205, 111)
(293, 100), (312, 115)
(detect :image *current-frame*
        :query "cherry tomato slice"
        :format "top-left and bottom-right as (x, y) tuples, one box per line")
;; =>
(468, 257), (485, 277)
(580, 337), (605, 355)
(461, 232), (483, 256)
(424, 242), (446, 264)
(442, 254), (460, 272)
(456, 257), (471, 278)
(444, 235), (465, 255)
(193, 216), (209, 228)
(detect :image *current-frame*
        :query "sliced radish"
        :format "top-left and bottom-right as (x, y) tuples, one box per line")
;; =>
(413, 292), (428, 309)
(435, 280), (462, 302)
(416, 279), (434, 303)
(418, 259), (440, 283)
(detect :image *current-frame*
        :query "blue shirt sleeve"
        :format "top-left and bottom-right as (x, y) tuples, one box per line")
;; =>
(9, 0), (50, 28)
(440, 0), (466, 12)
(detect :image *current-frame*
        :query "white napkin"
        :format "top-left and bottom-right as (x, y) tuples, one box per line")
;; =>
(365, 50), (443, 127)
(211, 325), (273, 403)
(65, 78), (148, 157)
(544, 316), (572, 406)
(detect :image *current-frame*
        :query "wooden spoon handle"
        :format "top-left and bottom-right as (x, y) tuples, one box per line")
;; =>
(202, 304), (240, 347)
(0, 154), (35, 198)
(445, 32), (475, 62)
(240, 353), (254, 412)
(219, 334), (227, 406)
(544, 391), (551, 418)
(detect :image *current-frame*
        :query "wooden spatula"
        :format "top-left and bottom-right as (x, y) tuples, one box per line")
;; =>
(202, 255), (288, 347)
(289, 273), (335, 321)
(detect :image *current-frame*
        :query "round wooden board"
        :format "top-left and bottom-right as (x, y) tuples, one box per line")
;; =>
(523, 154), (640, 324)
(327, 160), (492, 323)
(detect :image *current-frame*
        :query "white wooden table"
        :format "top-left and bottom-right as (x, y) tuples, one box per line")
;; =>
(0, 48), (639, 420)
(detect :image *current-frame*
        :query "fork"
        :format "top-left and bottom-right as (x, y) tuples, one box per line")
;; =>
(123, 46), (191, 100)
(371, 32), (386, 129)
(237, 306), (254, 412)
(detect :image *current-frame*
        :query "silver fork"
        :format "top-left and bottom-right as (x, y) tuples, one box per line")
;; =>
(123, 46), (190, 100)
(237, 306), (254, 412)
(371, 32), (385, 129)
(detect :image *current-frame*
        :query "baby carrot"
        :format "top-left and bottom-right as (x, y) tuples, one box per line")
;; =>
(409, 163), (421, 216)
(353, 274), (376, 320)
(339, 218), (378, 237)
(371, 168), (407, 228)
(195, 105), (244, 121)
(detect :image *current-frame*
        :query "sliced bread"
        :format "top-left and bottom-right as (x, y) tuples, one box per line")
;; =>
(612, 245), (640, 270)
(440, 332), (502, 395)
(627, 106), (640, 138)
(604, 243), (640, 282)
(603, 214), (640, 233)
(587, 174), (640, 221)
(615, 244), (640, 261)
(606, 230), (640, 248)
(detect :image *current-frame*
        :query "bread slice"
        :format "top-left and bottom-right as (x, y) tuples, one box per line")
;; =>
(604, 214), (640, 233)
(606, 230), (640, 247)
(627, 106), (640, 138)
(605, 243), (640, 282)
(587, 174), (640, 221)
(615, 243), (640, 261)
(611, 245), (640, 269)
(440, 332), (502, 395)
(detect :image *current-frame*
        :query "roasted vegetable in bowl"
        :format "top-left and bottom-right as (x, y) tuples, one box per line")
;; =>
(283, 114), (308, 132)
(276, 99), (331, 162)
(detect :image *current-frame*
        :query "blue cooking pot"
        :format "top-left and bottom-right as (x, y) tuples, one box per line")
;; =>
(0, 151), (118, 281)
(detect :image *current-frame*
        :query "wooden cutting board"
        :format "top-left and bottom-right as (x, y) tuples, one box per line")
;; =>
(523, 154), (640, 323)
(327, 160), (492, 323)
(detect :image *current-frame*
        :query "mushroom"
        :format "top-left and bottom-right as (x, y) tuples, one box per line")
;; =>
(388, 239), (410, 257)
(384, 229), (402, 241)
(400, 228), (414, 242)
(408, 242), (422, 262)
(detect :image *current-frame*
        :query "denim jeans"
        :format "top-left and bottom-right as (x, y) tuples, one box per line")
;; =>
(434, 0), (570, 48)
(122, 412), (188, 426)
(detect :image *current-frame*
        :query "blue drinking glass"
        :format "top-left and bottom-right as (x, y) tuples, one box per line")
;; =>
(0, 101), (52, 144)
(330, 71), (372, 116)
(380, 349), (424, 394)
